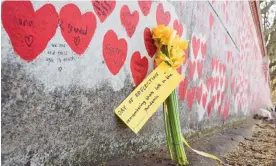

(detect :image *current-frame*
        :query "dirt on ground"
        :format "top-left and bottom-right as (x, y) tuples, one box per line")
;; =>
(100, 118), (276, 166)
(222, 119), (276, 166)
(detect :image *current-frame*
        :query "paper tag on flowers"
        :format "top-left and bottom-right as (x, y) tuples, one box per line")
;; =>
(115, 62), (183, 134)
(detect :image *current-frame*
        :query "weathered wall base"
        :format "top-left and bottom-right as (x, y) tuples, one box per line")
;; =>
(1, 0), (271, 165)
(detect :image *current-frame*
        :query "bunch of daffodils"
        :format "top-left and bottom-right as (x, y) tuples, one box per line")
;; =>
(151, 25), (221, 166)
(152, 24), (188, 69)
(152, 24), (189, 165)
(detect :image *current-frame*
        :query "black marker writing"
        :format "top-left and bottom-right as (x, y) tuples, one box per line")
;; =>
(25, 35), (33, 47)
(14, 16), (34, 28)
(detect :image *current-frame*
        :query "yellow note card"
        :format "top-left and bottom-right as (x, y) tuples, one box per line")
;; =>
(114, 62), (183, 134)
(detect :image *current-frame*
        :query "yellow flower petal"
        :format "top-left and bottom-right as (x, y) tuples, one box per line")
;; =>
(151, 25), (189, 69)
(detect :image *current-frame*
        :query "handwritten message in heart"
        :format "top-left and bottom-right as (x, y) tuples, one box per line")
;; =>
(120, 5), (139, 38)
(138, 1), (152, 16)
(130, 51), (148, 86)
(156, 3), (171, 26)
(144, 27), (156, 58)
(59, 4), (97, 55)
(92, 1), (116, 23)
(103, 30), (128, 75)
(1, 1), (58, 62)
(25, 35), (33, 47)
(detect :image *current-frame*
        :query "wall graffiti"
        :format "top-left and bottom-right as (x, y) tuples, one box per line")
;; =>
(130, 51), (148, 86)
(1, 1), (58, 62)
(1, 1), (272, 165)
(102, 30), (128, 75)
(59, 3), (97, 55)
(120, 5), (139, 38)
(92, 1), (116, 23)
(138, 1), (152, 16)
(143, 27), (156, 58)
(1, 0), (271, 121)
(156, 3), (171, 26)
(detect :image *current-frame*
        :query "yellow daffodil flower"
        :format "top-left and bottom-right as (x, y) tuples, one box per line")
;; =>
(155, 53), (167, 66)
(152, 25), (189, 69)
(152, 24), (166, 39)
(172, 36), (189, 50)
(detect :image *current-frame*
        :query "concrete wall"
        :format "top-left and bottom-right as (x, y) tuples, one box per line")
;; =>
(1, 1), (272, 165)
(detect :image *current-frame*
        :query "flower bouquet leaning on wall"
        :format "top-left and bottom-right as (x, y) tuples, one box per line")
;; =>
(152, 25), (221, 165)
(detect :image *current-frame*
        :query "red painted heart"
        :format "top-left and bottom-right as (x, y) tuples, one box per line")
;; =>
(210, 77), (215, 92)
(177, 66), (182, 75)
(218, 104), (222, 115)
(211, 58), (216, 72)
(144, 27), (156, 58)
(179, 77), (188, 101)
(206, 78), (212, 91)
(223, 65), (226, 74)
(231, 82), (235, 92)
(221, 92), (225, 103)
(215, 77), (219, 90)
(201, 42), (207, 59)
(184, 49), (189, 60)
(130, 51), (148, 86)
(217, 91), (221, 103)
(207, 78), (215, 92)
(209, 12), (214, 30)
(207, 101), (213, 117)
(225, 78), (228, 90)
(197, 60), (203, 78)
(120, 5), (139, 38)
(196, 85), (203, 104)
(207, 95), (216, 116)
(173, 19), (183, 37)
(219, 77), (223, 88)
(223, 99), (230, 120)
(202, 93), (207, 108)
(213, 94), (217, 106)
(103, 30), (128, 75)
(219, 63), (224, 74)
(188, 60), (196, 79)
(1, 1), (58, 62)
(138, 0), (152, 16)
(187, 88), (195, 110)
(156, 3), (171, 26)
(92, 0), (116, 23)
(215, 60), (219, 73)
(192, 36), (200, 59)
(214, 77), (218, 90)
(60, 4), (97, 55)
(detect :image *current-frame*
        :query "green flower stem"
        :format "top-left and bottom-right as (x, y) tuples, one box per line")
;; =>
(165, 89), (188, 165)
(163, 103), (174, 161)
